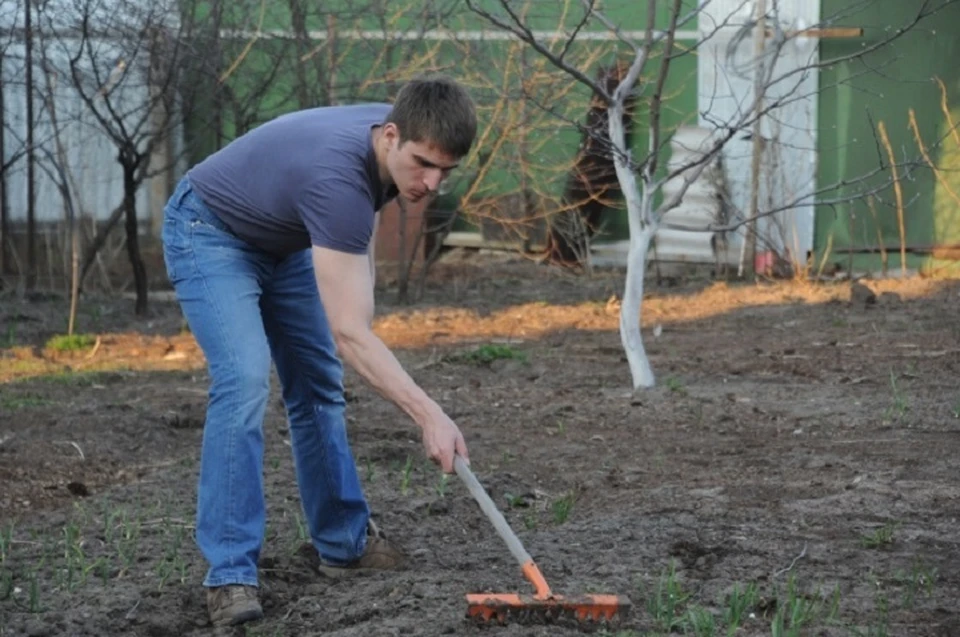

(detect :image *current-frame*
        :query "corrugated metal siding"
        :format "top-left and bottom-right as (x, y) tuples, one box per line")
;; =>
(3, 40), (161, 224)
(0, 0), (180, 227)
(696, 0), (820, 262)
(656, 126), (729, 264)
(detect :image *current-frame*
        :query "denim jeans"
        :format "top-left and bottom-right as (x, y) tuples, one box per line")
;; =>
(161, 177), (370, 588)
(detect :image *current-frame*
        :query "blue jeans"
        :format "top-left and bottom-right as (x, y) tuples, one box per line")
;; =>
(161, 177), (370, 588)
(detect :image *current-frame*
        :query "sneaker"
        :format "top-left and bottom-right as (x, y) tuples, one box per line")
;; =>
(317, 519), (406, 578)
(206, 584), (264, 627)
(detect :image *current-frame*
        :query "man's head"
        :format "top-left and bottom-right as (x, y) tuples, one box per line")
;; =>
(377, 75), (477, 204)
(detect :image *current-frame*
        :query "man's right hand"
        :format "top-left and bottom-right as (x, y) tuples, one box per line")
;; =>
(419, 407), (469, 473)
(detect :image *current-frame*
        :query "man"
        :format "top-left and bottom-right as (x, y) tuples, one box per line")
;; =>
(161, 75), (476, 628)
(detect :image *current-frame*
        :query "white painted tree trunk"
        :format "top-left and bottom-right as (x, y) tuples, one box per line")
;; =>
(619, 223), (657, 389)
(608, 98), (658, 390)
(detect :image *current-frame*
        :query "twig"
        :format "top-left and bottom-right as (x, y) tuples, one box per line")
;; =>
(464, 0), (612, 103)
(174, 387), (207, 395)
(53, 440), (85, 461)
(772, 542), (807, 578)
(909, 108), (960, 207)
(10, 539), (43, 547)
(867, 196), (887, 276)
(219, 0), (267, 83)
(877, 120), (907, 276)
(84, 335), (102, 360)
(139, 518), (194, 529)
(413, 348), (446, 370)
(124, 599), (141, 621)
(815, 232), (834, 280)
(936, 77), (960, 147)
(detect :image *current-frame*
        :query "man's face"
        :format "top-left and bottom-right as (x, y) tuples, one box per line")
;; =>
(382, 124), (460, 204)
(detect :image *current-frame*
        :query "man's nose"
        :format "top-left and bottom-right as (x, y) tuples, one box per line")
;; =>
(423, 169), (443, 192)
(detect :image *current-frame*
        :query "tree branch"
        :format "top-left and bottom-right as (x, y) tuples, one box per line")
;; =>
(464, 0), (610, 103)
(644, 0), (681, 181)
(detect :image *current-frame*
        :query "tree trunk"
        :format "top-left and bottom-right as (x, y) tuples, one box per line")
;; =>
(0, 47), (8, 276)
(741, 0), (767, 278)
(122, 158), (148, 315)
(608, 90), (656, 390)
(211, 0), (224, 150)
(396, 198), (410, 304)
(620, 224), (656, 390)
(78, 201), (123, 290)
(287, 0), (312, 109)
(68, 209), (79, 333)
(24, 0), (36, 289)
(40, 56), (80, 334)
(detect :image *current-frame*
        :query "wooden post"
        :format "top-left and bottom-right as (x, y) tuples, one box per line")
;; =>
(741, 0), (767, 277)
(738, 9), (863, 278)
(24, 0), (36, 288)
(147, 27), (173, 239)
(0, 46), (8, 276)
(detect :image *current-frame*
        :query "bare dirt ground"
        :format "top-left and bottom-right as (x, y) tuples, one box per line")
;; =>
(1, 253), (959, 636)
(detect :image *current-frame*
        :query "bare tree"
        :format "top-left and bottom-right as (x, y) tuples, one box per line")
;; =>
(468, 0), (958, 391)
(35, 49), (81, 332)
(0, 1), (24, 279)
(171, 1), (603, 302)
(37, 0), (201, 315)
(1, 0), (99, 291)
(547, 59), (637, 267)
(444, 20), (612, 266)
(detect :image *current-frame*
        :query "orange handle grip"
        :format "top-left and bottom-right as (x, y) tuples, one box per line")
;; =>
(521, 560), (553, 600)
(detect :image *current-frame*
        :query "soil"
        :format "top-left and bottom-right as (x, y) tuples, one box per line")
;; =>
(1, 253), (959, 636)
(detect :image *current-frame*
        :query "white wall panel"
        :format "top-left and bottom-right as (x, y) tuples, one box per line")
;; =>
(696, 0), (820, 263)
(1, 0), (181, 227)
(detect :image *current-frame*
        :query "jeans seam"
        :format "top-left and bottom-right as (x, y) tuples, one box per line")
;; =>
(190, 222), (242, 568)
(311, 404), (354, 564)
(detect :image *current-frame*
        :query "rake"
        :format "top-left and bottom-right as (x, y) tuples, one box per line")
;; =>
(454, 455), (632, 626)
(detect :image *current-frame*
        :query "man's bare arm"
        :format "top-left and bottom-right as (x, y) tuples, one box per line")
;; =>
(312, 245), (468, 471)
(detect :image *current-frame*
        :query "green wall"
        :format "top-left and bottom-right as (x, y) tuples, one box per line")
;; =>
(179, 1), (702, 241)
(181, 0), (960, 272)
(816, 0), (960, 275)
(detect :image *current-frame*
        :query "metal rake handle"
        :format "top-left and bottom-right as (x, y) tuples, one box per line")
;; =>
(454, 455), (533, 567)
(454, 454), (553, 599)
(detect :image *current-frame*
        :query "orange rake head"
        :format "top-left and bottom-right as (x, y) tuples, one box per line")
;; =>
(464, 559), (632, 626)
(465, 591), (631, 626)
(453, 456), (631, 627)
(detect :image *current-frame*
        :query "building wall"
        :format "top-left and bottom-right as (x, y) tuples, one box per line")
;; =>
(1, 0), (183, 237)
(181, 1), (703, 256)
(694, 0), (821, 267)
(816, 0), (960, 274)
(2, 41), (161, 228)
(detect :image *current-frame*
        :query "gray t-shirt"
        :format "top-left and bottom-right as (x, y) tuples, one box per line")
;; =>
(187, 103), (398, 257)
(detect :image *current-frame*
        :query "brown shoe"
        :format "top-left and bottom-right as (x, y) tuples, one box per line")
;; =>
(206, 584), (264, 627)
(317, 519), (406, 578)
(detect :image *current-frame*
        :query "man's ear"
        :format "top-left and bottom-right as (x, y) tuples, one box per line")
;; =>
(381, 122), (400, 148)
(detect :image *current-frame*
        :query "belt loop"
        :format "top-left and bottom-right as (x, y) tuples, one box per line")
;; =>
(174, 177), (192, 207)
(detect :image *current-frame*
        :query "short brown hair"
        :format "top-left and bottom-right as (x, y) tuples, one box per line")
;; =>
(386, 75), (477, 158)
